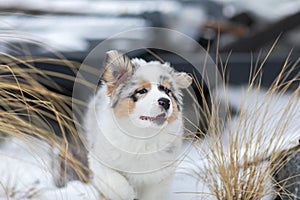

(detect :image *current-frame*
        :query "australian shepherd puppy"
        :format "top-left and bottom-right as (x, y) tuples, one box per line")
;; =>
(84, 50), (192, 200)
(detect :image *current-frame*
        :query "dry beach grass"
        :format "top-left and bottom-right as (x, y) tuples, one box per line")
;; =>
(183, 41), (300, 199)
(0, 49), (90, 187)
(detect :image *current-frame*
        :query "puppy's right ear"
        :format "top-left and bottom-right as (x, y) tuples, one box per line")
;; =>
(103, 50), (134, 96)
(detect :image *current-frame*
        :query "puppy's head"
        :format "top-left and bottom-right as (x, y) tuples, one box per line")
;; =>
(103, 50), (192, 129)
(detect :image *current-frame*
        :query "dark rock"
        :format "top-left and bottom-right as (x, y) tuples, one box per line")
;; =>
(274, 146), (300, 199)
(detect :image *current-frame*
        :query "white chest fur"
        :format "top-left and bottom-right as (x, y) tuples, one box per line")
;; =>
(84, 87), (184, 200)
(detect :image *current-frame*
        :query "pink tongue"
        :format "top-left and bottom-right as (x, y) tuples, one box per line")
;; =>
(140, 116), (154, 121)
(140, 114), (166, 121)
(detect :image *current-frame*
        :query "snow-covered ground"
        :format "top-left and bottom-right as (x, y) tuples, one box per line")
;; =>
(0, 136), (112, 200)
(213, 0), (300, 21)
(0, 0), (180, 16)
(0, 1), (179, 52)
(1, 86), (299, 200)
(0, 15), (149, 52)
(0, 136), (200, 200)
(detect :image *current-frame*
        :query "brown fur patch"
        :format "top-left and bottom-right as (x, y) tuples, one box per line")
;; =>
(114, 98), (135, 118)
(139, 80), (151, 90)
(167, 96), (179, 123)
(133, 80), (151, 100)
(162, 80), (170, 89)
(103, 68), (115, 96)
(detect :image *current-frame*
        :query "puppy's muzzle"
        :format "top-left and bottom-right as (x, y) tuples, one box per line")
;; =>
(158, 98), (170, 111)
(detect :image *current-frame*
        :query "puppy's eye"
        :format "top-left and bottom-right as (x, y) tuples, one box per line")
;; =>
(158, 85), (171, 94)
(136, 88), (148, 94)
(164, 88), (171, 94)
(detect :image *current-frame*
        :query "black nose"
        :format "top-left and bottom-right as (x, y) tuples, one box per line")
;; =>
(158, 98), (170, 110)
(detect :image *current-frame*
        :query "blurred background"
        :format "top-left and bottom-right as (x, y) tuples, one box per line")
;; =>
(0, 0), (299, 94)
(0, 1), (299, 194)
(1, 0), (299, 139)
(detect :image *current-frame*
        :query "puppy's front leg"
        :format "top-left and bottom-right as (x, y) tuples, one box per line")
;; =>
(138, 177), (172, 200)
(90, 159), (136, 200)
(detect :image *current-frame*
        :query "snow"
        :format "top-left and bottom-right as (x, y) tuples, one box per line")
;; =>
(0, 16), (149, 52)
(40, 181), (99, 200)
(0, 137), (55, 199)
(1, 87), (299, 200)
(0, 136), (98, 200)
(0, 0), (180, 16)
(1, 0), (297, 53)
(213, 0), (300, 21)
(0, 0), (182, 52)
(0, 137), (200, 200)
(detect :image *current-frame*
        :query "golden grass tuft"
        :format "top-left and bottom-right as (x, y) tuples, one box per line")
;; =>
(0, 48), (91, 190)
(182, 39), (300, 199)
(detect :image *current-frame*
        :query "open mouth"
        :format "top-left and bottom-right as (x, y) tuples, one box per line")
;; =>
(139, 113), (166, 122)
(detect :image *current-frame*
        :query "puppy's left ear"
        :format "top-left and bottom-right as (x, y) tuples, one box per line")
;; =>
(175, 72), (193, 89)
(103, 50), (134, 95)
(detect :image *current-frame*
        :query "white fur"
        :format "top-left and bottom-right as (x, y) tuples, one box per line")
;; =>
(84, 60), (187, 200)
